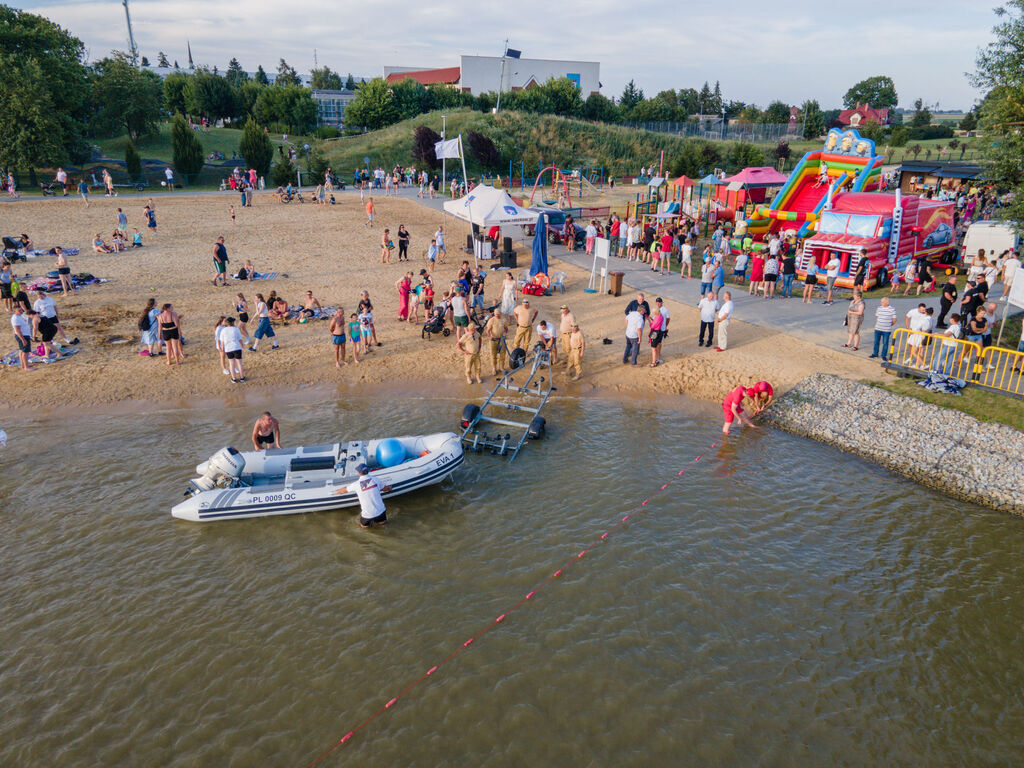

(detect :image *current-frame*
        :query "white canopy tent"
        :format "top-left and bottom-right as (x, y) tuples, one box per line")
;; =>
(442, 185), (538, 226)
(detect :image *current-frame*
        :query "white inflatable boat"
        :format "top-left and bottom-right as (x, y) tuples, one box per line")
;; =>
(171, 432), (464, 522)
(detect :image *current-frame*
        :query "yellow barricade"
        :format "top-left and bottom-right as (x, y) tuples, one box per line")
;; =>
(978, 345), (1024, 396)
(887, 328), (981, 380)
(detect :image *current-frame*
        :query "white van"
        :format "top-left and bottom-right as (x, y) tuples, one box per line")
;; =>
(962, 221), (1020, 263)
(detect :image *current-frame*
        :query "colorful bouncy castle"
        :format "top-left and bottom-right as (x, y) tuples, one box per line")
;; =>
(797, 189), (954, 289)
(740, 128), (884, 242)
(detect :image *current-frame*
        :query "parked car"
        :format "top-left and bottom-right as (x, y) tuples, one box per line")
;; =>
(522, 208), (586, 247)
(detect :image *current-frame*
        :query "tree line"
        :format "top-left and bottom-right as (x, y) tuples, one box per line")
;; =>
(0, 6), (322, 178)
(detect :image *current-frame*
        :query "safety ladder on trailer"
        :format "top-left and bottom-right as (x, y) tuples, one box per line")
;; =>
(458, 342), (553, 461)
(886, 188), (904, 269)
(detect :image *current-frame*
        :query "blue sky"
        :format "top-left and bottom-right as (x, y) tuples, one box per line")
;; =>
(15, 0), (994, 110)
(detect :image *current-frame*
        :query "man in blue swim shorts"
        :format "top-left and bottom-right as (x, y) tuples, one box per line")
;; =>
(329, 306), (348, 367)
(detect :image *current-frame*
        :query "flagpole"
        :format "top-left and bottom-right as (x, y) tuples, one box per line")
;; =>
(441, 114), (447, 196)
(460, 134), (477, 267)
(496, 39), (508, 112)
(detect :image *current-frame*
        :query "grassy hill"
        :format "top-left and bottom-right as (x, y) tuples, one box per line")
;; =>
(320, 109), (724, 179)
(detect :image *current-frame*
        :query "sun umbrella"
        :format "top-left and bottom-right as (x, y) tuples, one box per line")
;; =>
(530, 213), (548, 277)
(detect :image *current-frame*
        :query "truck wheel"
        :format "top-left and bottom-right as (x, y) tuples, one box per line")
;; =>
(527, 416), (546, 439)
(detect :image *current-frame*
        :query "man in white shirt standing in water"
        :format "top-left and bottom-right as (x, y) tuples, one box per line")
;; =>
(338, 464), (392, 528)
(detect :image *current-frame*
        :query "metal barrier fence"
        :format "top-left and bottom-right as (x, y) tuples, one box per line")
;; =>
(625, 121), (796, 144)
(884, 328), (1024, 398)
(976, 345), (1024, 397)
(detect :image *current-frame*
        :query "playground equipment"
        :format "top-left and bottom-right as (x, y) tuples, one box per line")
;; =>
(740, 128), (884, 243)
(529, 166), (572, 207)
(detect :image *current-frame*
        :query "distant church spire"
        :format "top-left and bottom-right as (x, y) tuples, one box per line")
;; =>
(187, 40), (194, 69)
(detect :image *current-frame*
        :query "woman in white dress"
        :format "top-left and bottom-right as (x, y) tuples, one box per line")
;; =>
(500, 272), (517, 319)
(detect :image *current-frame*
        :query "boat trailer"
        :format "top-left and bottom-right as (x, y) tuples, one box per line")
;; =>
(459, 343), (553, 461)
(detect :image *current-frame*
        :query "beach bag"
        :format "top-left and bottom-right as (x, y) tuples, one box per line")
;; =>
(523, 282), (545, 296)
(138, 314), (149, 331)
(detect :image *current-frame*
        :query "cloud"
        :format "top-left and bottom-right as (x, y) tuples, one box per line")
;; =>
(20, 0), (993, 108)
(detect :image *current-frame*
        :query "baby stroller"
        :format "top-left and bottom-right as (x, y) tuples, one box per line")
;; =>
(2, 236), (26, 262)
(421, 305), (451, 339)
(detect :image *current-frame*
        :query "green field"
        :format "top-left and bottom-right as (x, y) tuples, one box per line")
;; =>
(92, 123), (308, 165)
(871, 375), (1024, 431)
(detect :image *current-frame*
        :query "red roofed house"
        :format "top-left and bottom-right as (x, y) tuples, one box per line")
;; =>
(838, 103), (891, 127)
(385, 66), (461, 88)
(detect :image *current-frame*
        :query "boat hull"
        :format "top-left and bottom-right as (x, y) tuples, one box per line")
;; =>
(172, 433), (463, 522)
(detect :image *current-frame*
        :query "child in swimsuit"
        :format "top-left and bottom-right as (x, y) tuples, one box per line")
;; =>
(348, 314), (362, 358)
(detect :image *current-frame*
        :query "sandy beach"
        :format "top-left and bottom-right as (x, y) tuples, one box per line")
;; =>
(0, 191), (879, 413)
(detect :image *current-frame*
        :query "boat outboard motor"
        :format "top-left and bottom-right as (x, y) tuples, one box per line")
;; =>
(189, 446), (246, 494)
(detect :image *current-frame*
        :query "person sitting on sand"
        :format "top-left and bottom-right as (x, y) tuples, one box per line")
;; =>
(267, 291), (289, 322)
(130, 228), (143, 247)
(19, 233), (32, 251)
(301, 290), (323, 318)
(92, 233), (113, 253)
(111, 231), (126, 252)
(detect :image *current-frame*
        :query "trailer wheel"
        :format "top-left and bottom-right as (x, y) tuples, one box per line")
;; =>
(509, 347), (526, 369)
(527, 416), (546, 440)
(460, 403), (480, 428)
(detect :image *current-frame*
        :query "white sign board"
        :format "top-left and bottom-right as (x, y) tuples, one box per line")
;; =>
(1009, 273), (1024, 310)
(588, 237), (611, 292)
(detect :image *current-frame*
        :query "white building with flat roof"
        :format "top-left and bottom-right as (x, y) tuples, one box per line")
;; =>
(459, 55), (600, 96)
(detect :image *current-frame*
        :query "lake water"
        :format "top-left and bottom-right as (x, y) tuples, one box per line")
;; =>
(2, 391), (1023, 766)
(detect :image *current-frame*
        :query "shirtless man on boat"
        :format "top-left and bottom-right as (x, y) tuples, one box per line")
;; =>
(252, 412), (281, 450)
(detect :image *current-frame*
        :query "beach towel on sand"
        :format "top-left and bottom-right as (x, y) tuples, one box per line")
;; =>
(232, 271), (278, 281)
(2, 346), (80, 366)
(25, 274), (104, 293)
(285, 305), (336, 321)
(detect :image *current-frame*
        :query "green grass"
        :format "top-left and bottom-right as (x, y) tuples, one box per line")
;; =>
(320, 108), (747, 178)
(785, 136), (984, 166)
(92, 124), (311, 165)
(869, 377), (1024, 431)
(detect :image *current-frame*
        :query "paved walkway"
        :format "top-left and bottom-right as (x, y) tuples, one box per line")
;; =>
(364, 184), (1020, 354)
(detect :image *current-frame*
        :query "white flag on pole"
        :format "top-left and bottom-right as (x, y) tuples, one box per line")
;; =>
(434, 138), (461, 159)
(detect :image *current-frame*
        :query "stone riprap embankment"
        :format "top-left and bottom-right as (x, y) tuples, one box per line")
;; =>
(762, 373), (1024, 515)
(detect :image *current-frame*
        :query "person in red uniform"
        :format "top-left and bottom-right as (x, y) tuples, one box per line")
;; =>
(722, 386), (758, 435)
(751, 381), (774, 414)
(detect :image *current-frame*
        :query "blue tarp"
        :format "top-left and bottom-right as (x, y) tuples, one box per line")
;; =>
(530, 213), (548, 277)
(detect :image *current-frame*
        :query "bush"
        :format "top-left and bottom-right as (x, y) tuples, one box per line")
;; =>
(240, 117), (273, 178)
(889, 125), (909, 147)
(466, 130), (501, 169)
(124, 142), (142, 179)
(412, 124), (442, 169)
(906, 125), (953, 141)
(271, 157), (295, 187)
(170, 114), (204, 180)
(306, 142), (329, 181)
(313, 126), (341, 139)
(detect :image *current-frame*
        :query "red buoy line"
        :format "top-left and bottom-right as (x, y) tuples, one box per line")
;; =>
(302, 439), (722, 767)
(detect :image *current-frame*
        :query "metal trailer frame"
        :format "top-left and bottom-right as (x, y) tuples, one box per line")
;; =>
(459, 342), (553, 461)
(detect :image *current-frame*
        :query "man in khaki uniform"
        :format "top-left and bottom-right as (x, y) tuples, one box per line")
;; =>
(568, 323), (585, 380)
(483, 307), (507, 376)
(558, 304), (576, 366)
(456, 323), (482, 384)
(512, 299), (537, 351)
